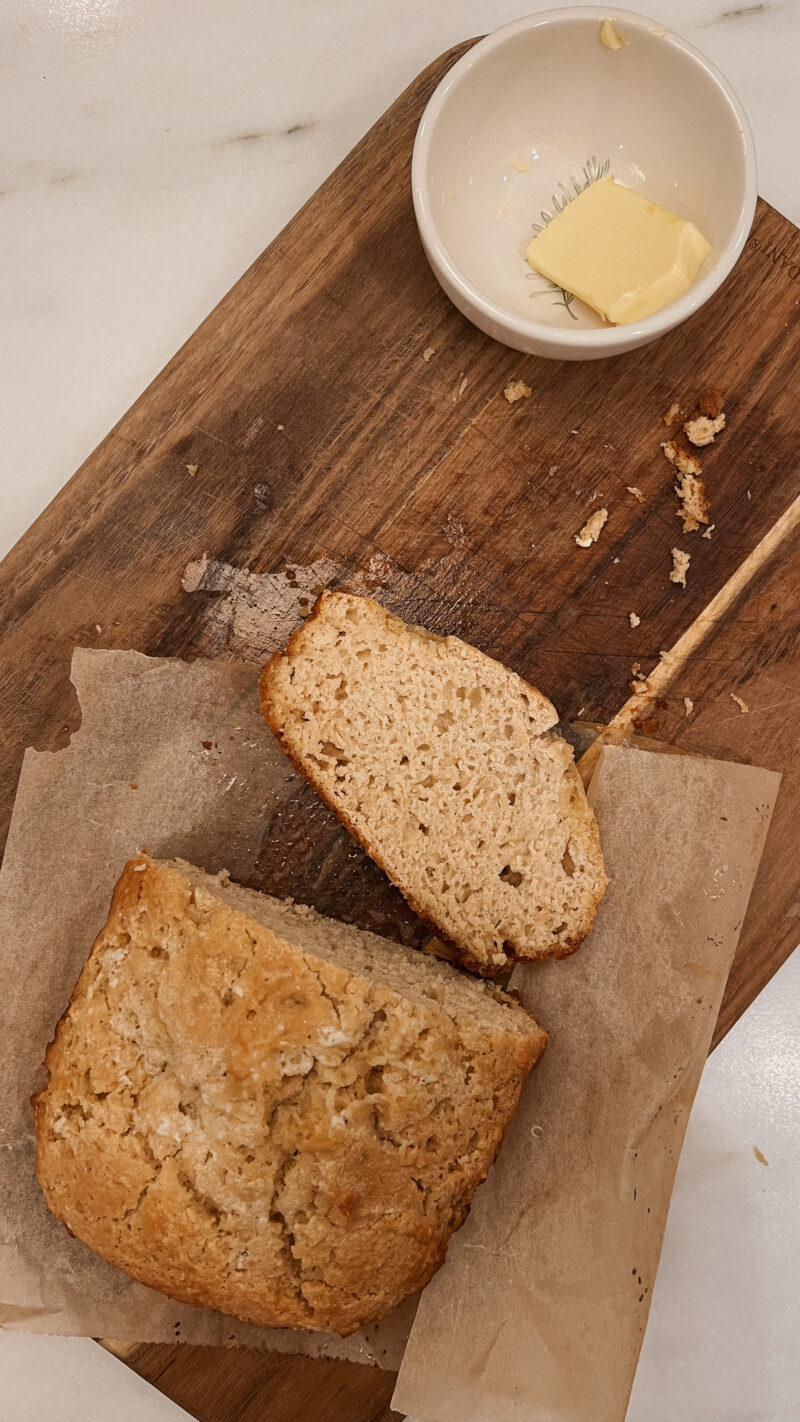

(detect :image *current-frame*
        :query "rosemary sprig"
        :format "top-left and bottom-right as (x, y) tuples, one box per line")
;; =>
(530, 156), (611, 235)
(528, 284), (578, 320)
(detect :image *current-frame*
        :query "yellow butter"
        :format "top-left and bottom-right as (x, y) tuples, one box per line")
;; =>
(599, 19), (627, 50)
(526, 176), (711, 325)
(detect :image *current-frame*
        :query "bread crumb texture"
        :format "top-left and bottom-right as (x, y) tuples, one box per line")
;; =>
(670, 548), (690, 588)
(503, 379), (532, 403)
(675, 472), (709, 533)
(684, 413), (725, 448)
(260, 592), (607, 974)
(697, 388), (724, 419)
(574, 508), (608, 548)
(34, 857), (546, 1336)
(662, 438), (702, 478)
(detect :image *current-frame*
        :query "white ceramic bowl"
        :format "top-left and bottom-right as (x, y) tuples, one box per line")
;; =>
(412, 7), (757, 360)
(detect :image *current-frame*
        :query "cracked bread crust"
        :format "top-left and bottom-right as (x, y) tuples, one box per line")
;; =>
(260, 591), (607, 974)
(33, 856), (546, 1336)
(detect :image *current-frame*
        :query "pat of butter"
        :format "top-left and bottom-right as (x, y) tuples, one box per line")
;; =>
(526, 176), (711, 325)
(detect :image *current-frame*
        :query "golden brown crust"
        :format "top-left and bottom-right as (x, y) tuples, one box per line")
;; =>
(260, 592), (607, 975)
(34, 856), (545, 1334)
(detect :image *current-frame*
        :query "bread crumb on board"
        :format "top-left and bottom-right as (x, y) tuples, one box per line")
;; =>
(422, 347), (436, 362)
(629, 661), (649, 695)
(629, 612), (640, 628)
(684, 697), (694, 717)
(670, 548), (690, 588)
(663, 401), (681, 424)
(753, 1146), (769, 1166)
(575, 508), (608, 547)
(504, 379), (532, 403)
(452, 374), (468, 401)
(512, 158), (529, 173)
(698, 388), (724, 419)
(662, 438), (702, 478)
(684, 413), (726, 447)
(599, 18), (628, 48)
(702, 524), (715, 540)
(186, 464), (198, 476)
(626, 485), (646, 503)
(730, 692), (749, 714)
(675, 472), (710, 532)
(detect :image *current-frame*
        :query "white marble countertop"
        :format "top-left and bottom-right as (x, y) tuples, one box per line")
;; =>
(1, 1), (799, 1418)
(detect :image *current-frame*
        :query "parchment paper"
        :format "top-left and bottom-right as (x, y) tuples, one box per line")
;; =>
(0, 649), (781, 1399)
(394, 744), (781, 1421)
(0, 649), (414, 1366)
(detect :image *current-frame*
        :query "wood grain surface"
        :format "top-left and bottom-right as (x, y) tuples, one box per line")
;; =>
(3, 37), (800, 1422)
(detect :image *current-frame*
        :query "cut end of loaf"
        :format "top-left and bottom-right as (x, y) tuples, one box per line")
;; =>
(260, 591), (607, 974)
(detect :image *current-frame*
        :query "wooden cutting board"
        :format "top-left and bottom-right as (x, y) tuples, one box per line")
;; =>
(3, 37), (800, 1422)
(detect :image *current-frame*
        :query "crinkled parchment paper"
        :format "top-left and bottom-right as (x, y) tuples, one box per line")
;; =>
(394, 744), (780, 1420)
(0, 649), (414, 1366)
(0, 649), (780, 1403)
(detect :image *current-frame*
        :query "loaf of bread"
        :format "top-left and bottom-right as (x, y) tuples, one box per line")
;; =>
(260, 591), (607, 974)
(34, 855), (546, 1335)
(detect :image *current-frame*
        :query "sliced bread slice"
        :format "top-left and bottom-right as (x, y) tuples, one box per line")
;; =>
(260, 591), (607, 974)
(34, 854), (546, 1336)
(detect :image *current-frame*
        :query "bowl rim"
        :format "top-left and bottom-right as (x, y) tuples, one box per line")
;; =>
(412, 5), (758, 351)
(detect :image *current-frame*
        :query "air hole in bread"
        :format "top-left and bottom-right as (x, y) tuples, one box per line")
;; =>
(562, 847), (575, 877)
(319, 741), (349, 764)
(499, 866), (523, 888)
(551, 922), (567, 935)
(507, 792), (516, 805)
(345, 607), (358, 621)
(435, 711), (455, 732)
(399, 755), (409, 765)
